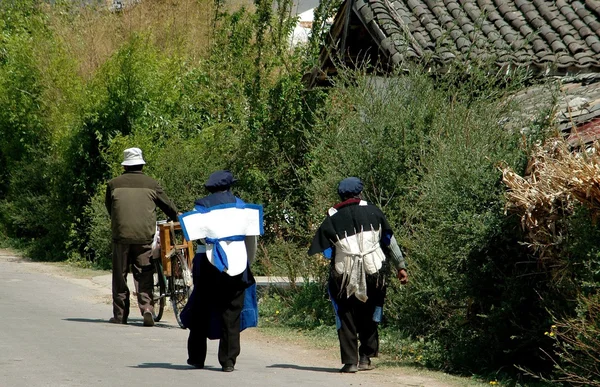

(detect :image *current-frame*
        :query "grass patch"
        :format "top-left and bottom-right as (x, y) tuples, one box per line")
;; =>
(256, 323), (338, 349)
(255, 324), (495, 387)
(44, 261), (110, 279)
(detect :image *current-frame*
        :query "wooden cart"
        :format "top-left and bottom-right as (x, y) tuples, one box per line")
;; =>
(158, 221), (194, 275)
(152, 221), (194, 328)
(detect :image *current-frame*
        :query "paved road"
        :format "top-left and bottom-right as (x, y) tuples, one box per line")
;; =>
(0, 251), (454, 387)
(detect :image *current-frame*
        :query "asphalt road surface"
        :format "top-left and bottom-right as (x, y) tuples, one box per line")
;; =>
(0, 250), (467, 387)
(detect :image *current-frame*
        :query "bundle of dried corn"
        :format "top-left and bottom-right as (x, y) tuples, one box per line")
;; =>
(500, 136), (600, 261)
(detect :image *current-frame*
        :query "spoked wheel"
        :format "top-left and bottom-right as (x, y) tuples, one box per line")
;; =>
(170, 250), (193, 328)
(152, 259), (166, 322)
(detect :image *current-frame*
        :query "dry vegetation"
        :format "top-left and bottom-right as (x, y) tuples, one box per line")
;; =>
(501, 137), (600, 262)
(44, 0), (226, 78)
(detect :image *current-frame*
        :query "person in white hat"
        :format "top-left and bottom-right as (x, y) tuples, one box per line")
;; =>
(105, 147), (178, 326)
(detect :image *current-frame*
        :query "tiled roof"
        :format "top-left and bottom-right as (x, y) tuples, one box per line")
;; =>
(506, 74), (600, 145)
(352, 0), (600, 72)
(556, 75), (600, 144)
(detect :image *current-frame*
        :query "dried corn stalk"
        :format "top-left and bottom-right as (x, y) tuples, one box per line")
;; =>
(501, 137), (600, 262)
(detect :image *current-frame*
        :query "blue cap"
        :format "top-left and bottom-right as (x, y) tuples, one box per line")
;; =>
(338, 177), (363, 199)
(205, 170), (237, 191)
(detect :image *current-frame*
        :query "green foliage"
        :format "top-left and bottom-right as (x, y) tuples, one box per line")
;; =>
(1, 0), (597, 382)
(84, 187), (111, 269)
(563, 206), (600, 294)
(304, 66), (565, 377)
(0, 0), (80, 260)
(253, 239), (328, 280)
(258, 282), (335, 329)
(546, 293), (600, 386)
(0, 2), (48, 197)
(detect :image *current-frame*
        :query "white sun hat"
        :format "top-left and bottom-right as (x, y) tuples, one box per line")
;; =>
(121, 147), (146, 166)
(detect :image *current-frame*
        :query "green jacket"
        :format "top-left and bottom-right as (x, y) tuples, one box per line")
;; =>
(105, 171), (178, 244)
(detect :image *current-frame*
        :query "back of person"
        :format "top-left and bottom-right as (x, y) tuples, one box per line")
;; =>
(326, 200), (390, 277)
(308, 177), (408, 373)
(107, 172), (164, 244)
(195, 190), (236, 208)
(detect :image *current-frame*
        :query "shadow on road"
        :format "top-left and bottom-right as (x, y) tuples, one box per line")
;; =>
(63, 317), (177, 329)
(267, 364), (339, 373)
(131, 363), (223, 372)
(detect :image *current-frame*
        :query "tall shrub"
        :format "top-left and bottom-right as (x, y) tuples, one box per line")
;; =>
(305, 66), (562, 376)
(0, 0), (81, 259)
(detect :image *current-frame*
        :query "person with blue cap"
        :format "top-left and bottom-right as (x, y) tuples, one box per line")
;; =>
(308, 177), (408, 373)
(177, 170), (263, 372)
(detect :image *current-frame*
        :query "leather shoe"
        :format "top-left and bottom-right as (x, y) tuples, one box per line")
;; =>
(187, 359), (204, 369)
(143, 311), (154, 327)
(340, 364), (358, 373)
(109, 317), (127, 324)
(358, 355), (375, 371)
(222, 365), (234, 372)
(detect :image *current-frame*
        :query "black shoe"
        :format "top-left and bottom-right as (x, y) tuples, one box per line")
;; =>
(222, 365), (234, 372)
(358, 355), (374, 371)
(143, 311), (154, 327)
(340, 364), (358, 373)
(109, 317), (127, 325)
(187, 359), (204, 369)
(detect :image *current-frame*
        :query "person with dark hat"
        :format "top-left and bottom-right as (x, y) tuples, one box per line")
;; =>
(308, 177), (408, 373)
(178, 170), (262, 372)
(105, 147), (179, 326)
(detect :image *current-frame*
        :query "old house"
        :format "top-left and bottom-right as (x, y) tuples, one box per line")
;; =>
(306, 0), (600, 144)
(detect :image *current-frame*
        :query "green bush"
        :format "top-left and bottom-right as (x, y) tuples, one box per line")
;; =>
(547, 293), (600, 386)
(252, 239), (328, 280)
(303, 66), (564, 377)
(84, 187), (112, 269)
(3, 0), (598, 382)
(258, 282), (334, 329)
(0, 1), (78, 260)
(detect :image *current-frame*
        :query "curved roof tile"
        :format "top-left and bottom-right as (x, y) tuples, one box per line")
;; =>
(350, 0), (600, 71)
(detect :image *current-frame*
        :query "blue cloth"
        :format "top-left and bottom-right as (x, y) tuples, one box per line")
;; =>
(205, 284), (258, 339)
(180, 289), (195, 329)
(205, 235), (246, 272)
(240, 284), (258, 330)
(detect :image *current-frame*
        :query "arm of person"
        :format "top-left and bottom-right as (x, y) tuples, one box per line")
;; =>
(383, 235), (408, 284)
(154, 183), (178, 221)
(307, 216), (335, 258)
(245, 236), (258, 265)
(104, 184), (112, 216)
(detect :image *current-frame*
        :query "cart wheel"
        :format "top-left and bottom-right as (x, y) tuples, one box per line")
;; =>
(170, 251), (192, 328)
(152, 259), (166, 322)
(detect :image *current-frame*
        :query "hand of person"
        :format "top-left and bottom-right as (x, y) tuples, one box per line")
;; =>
(397, 268), (408, 285)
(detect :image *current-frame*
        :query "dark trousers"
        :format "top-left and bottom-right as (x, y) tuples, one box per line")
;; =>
(329, 273), (382, 365)
(187, 257), (246, 368)
(112, 242), (154, 322)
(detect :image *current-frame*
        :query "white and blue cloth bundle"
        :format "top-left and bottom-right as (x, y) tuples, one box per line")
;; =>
(178, 198), (264, 276)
